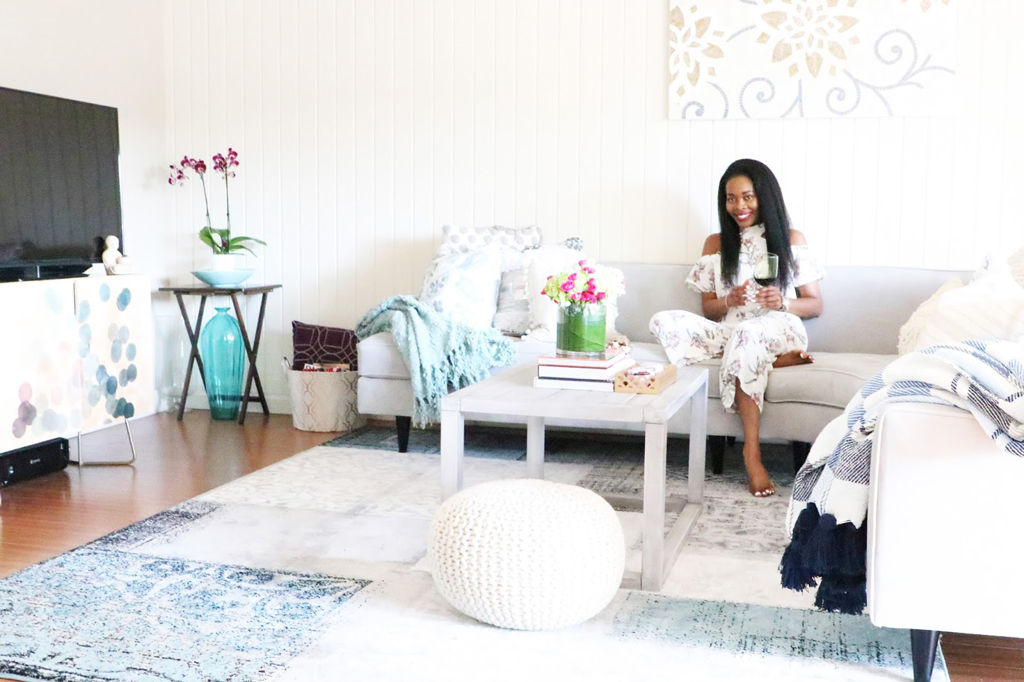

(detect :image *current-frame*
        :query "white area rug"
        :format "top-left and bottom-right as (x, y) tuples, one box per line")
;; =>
(0, 437), (947, 681)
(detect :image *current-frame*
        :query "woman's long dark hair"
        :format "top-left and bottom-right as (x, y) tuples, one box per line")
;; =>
(717, 159), (795, 289)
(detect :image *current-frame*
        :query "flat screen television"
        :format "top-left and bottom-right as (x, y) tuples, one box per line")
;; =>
(0, 86), (122, 281)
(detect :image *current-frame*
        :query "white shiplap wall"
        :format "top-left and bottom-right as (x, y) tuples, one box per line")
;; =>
(165, 0), (1024, 412)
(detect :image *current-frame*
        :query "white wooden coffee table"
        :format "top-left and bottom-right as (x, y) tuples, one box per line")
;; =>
(439, 363), (708, 591)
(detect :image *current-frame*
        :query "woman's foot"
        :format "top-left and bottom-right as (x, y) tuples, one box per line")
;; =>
(747, 467), (776, 497)
(744, 447), (776, 498)
(773, 350), (814, 368)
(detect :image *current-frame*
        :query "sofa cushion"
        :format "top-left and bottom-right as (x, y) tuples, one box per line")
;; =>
(764, 352), (893, 409)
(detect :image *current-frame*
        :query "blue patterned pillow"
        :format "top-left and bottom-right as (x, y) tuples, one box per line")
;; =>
(420, 249), (503, 329)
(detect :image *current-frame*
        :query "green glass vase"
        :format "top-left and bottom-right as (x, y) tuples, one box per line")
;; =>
(556, 303), (607, 359)
(199, 307), (245, 420)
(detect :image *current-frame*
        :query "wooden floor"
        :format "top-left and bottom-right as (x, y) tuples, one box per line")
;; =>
(0, 412), (1020, 681)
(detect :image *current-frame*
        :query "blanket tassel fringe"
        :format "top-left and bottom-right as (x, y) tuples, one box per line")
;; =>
(780, 503), (868, 615)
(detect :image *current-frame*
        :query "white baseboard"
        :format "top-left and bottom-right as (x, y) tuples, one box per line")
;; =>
(156, 392), (293, 416)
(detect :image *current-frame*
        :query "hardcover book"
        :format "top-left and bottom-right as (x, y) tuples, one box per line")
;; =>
(537, 358), (636, 381)
(532, 376), (615, 392)
(536, 351), (631, 370)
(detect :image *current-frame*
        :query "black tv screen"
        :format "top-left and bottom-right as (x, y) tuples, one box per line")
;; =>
(0, 86), (122, 274)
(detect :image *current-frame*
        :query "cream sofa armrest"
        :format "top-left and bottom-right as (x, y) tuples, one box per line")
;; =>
(867, 403), (1024, 637)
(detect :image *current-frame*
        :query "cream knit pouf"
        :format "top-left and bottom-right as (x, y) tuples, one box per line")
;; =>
(428, 479), (625, 631)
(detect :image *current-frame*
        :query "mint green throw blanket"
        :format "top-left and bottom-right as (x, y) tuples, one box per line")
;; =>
(355, 296), (516, 427)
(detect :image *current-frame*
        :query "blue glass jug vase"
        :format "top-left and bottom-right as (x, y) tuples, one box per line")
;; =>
(200, 307), (245, 420)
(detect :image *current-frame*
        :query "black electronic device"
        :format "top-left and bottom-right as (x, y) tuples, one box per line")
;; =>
(0, 437), (70, 487)
(0, 85), (123, 282)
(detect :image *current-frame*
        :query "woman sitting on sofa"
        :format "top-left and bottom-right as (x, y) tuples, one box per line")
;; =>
(651, 158), (825, 498)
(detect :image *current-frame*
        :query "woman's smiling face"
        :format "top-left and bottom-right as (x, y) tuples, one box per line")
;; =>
(725, 175), (759, 228)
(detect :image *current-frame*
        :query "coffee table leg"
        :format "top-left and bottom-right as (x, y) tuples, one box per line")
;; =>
(642, 421), (669, 591)
(688, 379), (708, 504)
(526, 416), (545, 479)
(440, 409), (465, 501)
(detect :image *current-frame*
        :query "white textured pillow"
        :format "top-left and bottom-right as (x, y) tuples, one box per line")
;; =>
(436, 224), (542, 258)
(914, 273), (1024, 351)
(1008, 246), (1024, 288)
(420, 249), (503, 329)
(896, 277), (963, 355)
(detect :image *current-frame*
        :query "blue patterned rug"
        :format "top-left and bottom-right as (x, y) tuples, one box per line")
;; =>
(0, 428), (947, 681)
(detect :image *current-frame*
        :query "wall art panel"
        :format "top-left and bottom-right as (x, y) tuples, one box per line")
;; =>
(668, 0), (957, 119)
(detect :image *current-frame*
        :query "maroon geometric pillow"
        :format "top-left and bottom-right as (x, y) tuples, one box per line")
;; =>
(291, 321), (358, 371)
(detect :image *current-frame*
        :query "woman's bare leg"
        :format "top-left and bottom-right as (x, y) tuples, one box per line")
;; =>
(735, 378), (775, 497)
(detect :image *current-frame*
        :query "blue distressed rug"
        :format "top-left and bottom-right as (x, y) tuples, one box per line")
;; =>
(0, 428), (948, 681)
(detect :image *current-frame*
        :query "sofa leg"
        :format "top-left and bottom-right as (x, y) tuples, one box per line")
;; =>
(911, 629), (940, 682)
(396, 416), (411, 453)
(792, 441), (811, 473)
(708, 436), (726, 475)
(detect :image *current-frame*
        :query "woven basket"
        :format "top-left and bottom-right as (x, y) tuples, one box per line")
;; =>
(282, 359), (365, 432)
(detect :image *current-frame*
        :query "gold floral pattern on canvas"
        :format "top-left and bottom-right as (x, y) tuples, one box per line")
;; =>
(902, 0), (952, 12)
(668, 0), (956, 119)
(755, 1), (860, 79)
(668, 4), (727, 97)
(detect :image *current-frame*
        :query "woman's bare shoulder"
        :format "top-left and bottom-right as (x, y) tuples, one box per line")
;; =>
(790, 229), (808, 246)
(702, 233), (721, 255)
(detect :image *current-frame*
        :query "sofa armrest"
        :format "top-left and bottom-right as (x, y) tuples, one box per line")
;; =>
(867, 403), (1024, 637)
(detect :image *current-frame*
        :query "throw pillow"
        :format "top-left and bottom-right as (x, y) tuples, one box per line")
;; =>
(420, 248), (503, 329)
(291, 321), (359, 371)
(494, 237), (587, 336)
(896, 277), (963, 355)
(435, 224), (542, 258)
(493, 266), (531, 335)
(525, 236), (584, 252)
(914, 272), (1024, 351)
(1009, 246), (1024, 288)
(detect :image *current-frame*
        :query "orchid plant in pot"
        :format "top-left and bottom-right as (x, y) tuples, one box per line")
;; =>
(168, 148), (265, 273)
(542, 260), (625, 358)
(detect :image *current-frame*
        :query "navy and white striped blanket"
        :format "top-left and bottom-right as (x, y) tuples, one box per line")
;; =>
(781, 338), (1024, 614)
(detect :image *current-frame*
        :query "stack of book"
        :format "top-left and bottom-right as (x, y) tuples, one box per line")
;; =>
(533, 352), (636, 392)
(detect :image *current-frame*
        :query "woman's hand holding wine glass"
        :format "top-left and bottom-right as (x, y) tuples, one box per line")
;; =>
(754, 284), (785, 310)
(751, 253), (779, 308)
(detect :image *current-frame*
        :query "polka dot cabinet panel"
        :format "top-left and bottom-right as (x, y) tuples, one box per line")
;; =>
(0, 281), (81, 451)
(0, 276), (153, 454)
(73, 276), (154, 433)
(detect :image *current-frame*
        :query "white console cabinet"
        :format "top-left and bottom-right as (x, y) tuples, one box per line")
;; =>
(0, 275), (153, 454)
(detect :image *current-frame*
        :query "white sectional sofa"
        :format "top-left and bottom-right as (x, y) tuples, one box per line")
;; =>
(357, 262), (968, 471)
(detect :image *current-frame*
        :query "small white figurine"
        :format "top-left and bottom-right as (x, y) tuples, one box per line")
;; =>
(102, 235), (122, 275)
(112, 255), (135, 275)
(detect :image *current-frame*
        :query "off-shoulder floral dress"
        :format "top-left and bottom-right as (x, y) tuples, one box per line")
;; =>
(650, 225), (825, 412)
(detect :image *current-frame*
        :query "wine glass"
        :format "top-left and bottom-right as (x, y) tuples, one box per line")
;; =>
(750, 253), (779, 307)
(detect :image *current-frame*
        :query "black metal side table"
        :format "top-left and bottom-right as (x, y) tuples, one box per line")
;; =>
(159, 284), (282, 424)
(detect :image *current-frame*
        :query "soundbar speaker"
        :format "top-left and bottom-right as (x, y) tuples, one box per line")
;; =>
(0, 437), (70, 487)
